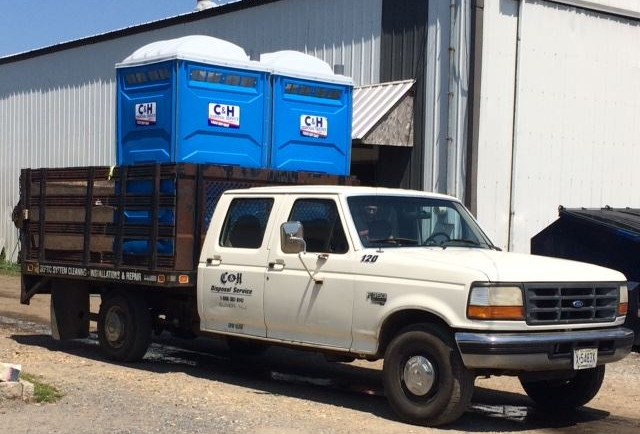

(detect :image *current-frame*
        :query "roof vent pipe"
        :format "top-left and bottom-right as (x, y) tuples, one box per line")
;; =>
(195, 0), (217, 11)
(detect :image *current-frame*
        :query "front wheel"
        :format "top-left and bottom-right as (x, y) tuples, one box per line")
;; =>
(98, 292), (152, 362)
(382, 324), (474, 426)
(519, 365), (605, 410)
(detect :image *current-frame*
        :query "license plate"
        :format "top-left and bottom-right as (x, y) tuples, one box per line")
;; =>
(573, 348), (598, 370)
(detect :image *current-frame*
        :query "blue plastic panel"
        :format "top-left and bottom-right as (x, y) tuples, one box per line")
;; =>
(270, 76), (352, 175)
(122, 239), (174, 255)
(117, 62), (176, 165)
(115, 178), (176, 255)
(176, 61), (269, 167)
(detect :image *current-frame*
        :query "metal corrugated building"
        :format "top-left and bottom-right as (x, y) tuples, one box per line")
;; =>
(1, 0), (465, 261)
(473, 0), (640, 252)
(0, 0), (389, 260)
(3, 0), (639, 259)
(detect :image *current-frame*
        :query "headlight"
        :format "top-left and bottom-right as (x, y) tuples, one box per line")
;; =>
(619, 284), (628, 316)
(467, 284), (525, 320)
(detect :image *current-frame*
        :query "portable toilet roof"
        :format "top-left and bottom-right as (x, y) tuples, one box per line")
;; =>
(116, 35), (263, 71)
(260, 51), (353, 85)
(116, 34), (270, 168)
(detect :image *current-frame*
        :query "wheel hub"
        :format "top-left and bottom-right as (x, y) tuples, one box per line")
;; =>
(403, 355), (435, 396)
(104, 307), (126, 347)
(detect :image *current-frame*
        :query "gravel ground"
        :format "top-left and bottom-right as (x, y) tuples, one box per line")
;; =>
(0, 274), (639, 433)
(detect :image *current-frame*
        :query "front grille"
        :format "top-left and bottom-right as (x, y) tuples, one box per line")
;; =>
(525, 283), (619, 325)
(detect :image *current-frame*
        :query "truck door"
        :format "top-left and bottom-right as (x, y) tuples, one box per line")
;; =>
(198, 196), (276, 337)
(264, 197), (355, 349)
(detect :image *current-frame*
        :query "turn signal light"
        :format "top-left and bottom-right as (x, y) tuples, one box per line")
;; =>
(619, 285), (628, 316)
(467, 305), (525, 320)
(178, 275), (189, 284)
(618, 302), (628, 316)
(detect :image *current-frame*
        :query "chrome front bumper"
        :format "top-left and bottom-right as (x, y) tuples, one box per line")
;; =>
(455, 327), (635, 371)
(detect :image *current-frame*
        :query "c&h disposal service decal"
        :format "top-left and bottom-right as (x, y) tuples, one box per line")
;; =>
(135, 102), (157, 126)
(209, 103), (241, 128)
(300, 115), (328, 138)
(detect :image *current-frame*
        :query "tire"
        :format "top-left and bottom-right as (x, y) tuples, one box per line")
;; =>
(382, 324), (474, 426)
(226, 337), (268, 357)
(520, 365), (605, 410)
(98, 292), (152, 362)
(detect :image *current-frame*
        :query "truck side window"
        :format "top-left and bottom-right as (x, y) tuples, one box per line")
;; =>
(288, 199), (348, 254)
(220, 198), (274, 249)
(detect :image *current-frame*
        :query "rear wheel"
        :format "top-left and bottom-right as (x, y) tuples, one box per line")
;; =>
(382, 324), (474, 426)
(519, 365), (605, 410)
(98, 292), (151, 362)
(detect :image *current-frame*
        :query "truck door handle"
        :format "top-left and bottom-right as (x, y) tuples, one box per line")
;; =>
(268, 259), (285, 271)
(206, 255), (222, 266)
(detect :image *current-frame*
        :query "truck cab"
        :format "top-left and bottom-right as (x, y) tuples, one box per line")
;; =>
(197, 185), (633, 426)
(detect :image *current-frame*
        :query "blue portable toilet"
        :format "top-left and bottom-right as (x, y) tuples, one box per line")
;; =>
(261, 51), (353, 176)
(116, 35), (270, 168)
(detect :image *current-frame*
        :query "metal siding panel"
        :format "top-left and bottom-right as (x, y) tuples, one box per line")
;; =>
(181, 0), (381, 85)
(380, 0), (428, 189)
(474, 0), (520, 250)
(0, 53), (120, 259)
(425, 0), (450, 193)
(509, 0), (640, 252)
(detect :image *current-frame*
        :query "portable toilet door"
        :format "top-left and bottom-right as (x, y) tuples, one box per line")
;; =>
(117, 60), (176, 165)
(262, 51), (353, 176)
(176, 60), (270, 168)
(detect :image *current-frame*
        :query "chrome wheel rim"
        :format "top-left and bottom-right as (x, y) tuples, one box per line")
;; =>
(402, 355), (436, 397)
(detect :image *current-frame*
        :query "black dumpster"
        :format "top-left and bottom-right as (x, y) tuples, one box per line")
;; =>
(531, 206), (640, 350)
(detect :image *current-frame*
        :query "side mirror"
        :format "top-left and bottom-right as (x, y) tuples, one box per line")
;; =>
(281, 221), (306, 254)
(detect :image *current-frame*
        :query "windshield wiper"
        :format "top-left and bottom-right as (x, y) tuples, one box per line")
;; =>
(368, 237), (418, 246)
(441, 238), (483, 249)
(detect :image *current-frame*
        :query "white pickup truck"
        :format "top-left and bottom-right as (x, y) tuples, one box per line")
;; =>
(19, 181), (634, 426)
(194, 185), (632, 425)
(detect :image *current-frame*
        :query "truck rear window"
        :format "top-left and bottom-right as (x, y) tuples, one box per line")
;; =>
(288, 199), (348, 254)
(219, 198), (274, 249)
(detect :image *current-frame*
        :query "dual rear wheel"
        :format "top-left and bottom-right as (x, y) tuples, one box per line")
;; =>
(97, 292), (152, 362)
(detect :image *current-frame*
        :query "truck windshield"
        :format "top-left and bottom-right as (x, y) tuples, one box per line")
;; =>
(347, 195), (493, 249)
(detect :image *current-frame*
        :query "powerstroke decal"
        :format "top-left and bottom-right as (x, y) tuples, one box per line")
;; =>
(135, 102), (157, 126)
(208, 103), (240, 128)
(366, 292), (387, 306)
(300, 115), (328, 138)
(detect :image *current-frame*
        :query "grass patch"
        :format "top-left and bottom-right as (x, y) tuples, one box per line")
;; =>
(0, 260), (20, 276)
(20, 373), (64, 404)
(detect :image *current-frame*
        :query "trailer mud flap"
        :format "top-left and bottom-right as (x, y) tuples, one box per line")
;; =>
(50, 281), (89, 340)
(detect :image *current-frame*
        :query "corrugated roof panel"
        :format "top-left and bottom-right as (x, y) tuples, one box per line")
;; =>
(352, 79), (414, 140)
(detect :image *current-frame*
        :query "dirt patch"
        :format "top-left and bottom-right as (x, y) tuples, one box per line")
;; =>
(0, 275), (49, 324)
